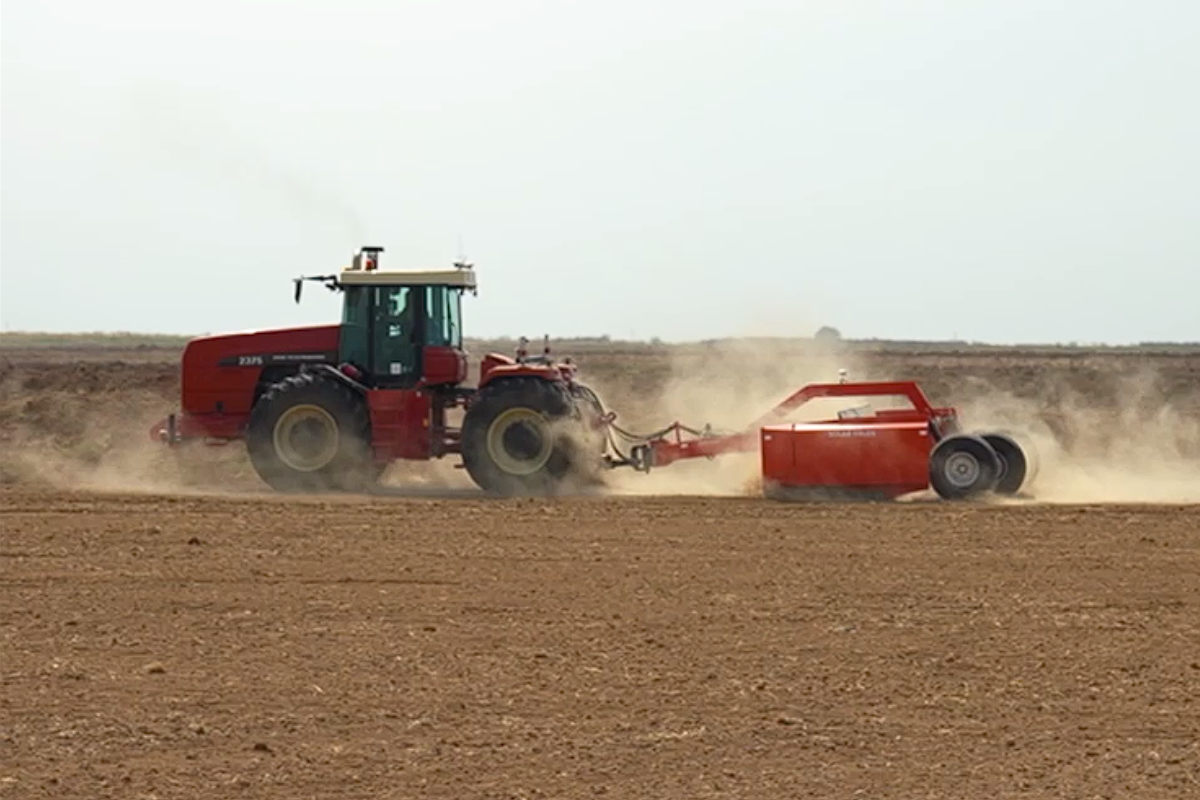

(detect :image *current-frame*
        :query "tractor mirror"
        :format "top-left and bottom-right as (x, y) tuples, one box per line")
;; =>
(293, 279), (303, 304)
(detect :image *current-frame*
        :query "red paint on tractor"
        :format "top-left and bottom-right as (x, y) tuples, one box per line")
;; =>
(182, 325), (340, 417)
(367, 389), (435, 460)
(421, 346), (468, 387)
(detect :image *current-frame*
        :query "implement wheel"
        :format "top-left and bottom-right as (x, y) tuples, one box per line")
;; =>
(982, 432), (1028, 495)
(461, 378), (594, 496)
(246, 372), (381, 492)
(928, 434), (1001, 500)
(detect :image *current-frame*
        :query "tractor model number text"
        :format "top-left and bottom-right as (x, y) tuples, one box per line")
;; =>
(238, 356), (265, 367)
(826, 430), (878, 438)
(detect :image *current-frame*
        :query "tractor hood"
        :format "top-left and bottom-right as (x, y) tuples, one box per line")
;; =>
(183, 324), (341, 368)
(179, 324), (341, 417)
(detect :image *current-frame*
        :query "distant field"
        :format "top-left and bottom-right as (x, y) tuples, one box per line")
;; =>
(0, 332), (194, 350)
(3, 330), (1198, 357)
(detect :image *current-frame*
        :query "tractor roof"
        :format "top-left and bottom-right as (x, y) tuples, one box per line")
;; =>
(338, 267), (477, 290)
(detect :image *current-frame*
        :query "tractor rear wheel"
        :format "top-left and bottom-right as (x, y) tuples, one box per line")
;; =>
(982, 432), (1028, 495)
(246, 372), (381, 492)
(928, 434), (1001, 500)
(461, 378), (597, 496)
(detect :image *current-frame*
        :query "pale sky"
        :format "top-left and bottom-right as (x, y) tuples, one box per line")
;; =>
(2, 0), (1197, 344)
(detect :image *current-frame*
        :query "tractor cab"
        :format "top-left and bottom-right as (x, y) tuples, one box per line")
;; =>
(297, 246), (476, 389)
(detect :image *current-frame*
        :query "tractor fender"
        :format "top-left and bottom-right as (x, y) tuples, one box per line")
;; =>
(477, 363), (564, 390)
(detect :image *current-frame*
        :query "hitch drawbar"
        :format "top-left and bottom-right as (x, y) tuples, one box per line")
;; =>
(629, 444), (655, 472)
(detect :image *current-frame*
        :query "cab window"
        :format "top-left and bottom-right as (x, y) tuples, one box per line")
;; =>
(424, 286), (462, 347)
(339, 286), (371, 367)
(379, 286), (416, 339)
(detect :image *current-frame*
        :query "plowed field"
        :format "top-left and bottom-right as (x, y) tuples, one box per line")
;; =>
(1, 340), (1199, 798)
(2, 490), (1199, 799)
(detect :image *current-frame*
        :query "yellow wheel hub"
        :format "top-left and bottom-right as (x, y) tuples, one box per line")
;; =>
(273, 404), (339, 472)
(486, 407), (553, 475)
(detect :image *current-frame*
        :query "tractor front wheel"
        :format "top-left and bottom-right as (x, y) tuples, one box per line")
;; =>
(461, 378), (597, 496)
(246, 372), (381, 492)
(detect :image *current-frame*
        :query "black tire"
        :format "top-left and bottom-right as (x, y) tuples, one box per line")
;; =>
(245, 372), (380, 492)
(569, 382), (611, 459)
(982, 432), (1028, 495)
(928, 434), (1001, 500)
(461, 378), (597, 496)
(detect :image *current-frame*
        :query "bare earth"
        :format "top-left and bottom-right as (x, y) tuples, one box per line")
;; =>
(2, 490), (1198, 799)
(1, 339), (1199, 798)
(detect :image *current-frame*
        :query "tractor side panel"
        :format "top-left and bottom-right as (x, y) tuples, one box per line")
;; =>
(761, 421), (932, 497)
(421, 346), (468, 387)
(760, 426), (796, 481)
(181, 325), (341, 419)
(367, 389), (433, 460)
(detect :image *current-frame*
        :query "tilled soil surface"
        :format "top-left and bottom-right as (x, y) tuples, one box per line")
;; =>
(2, 488), (1198, 799)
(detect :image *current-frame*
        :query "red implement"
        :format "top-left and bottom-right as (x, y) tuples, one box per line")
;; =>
(636, 381), (959, 467)
(622, 380), (1027, 500)
(760, 420), (933, 500)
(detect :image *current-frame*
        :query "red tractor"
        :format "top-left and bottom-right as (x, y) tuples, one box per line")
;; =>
(151, 245), (1033, 501)
(150, 246), (609, 495)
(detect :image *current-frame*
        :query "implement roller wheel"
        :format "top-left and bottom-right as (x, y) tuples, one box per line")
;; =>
(982, 432), (1029, 495)
(928, 434), (1001, 500)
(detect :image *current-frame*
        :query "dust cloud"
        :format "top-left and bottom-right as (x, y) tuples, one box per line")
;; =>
(593, 336), (871, 497)
(1, 412), (259, 498)
(2, 348), (1198, 505)
(585, 343), (1200, 505)
(2, 425), (253, 497)
(0, 359), (254, 495)
(953, 367), (1200, 504)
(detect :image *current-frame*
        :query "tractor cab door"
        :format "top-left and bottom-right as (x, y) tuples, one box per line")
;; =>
(338, 284), (424, 387)
(371, 285), (422, 388)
